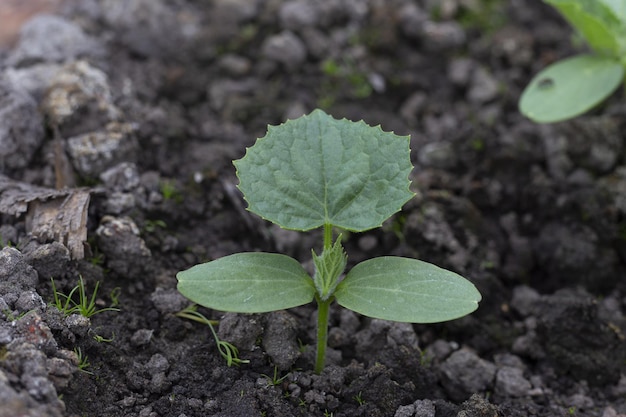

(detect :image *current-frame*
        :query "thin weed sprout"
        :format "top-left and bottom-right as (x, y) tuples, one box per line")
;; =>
(175, 304), (249, 367)
(50, 276), (120, 318)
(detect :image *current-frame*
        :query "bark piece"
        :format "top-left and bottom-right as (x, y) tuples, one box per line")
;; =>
(0, 174), (89, 259)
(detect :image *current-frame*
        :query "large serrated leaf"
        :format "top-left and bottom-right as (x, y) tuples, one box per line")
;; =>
(177, 253), (316, 313)
(334, 257), (481, 323)
(519, 54), (624, 123)
(234, 109), (414, 232)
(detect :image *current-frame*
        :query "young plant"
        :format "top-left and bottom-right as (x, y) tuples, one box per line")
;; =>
(50, 276), (120, 318)
(175, 304), (249, 367)
(176, 109), (481, 373)
(519, 0), (626, 123)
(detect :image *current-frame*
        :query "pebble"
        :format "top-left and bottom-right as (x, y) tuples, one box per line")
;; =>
(0, 248), (39, 294)
(99, 162), (141, 192)
(66, 122), (138, 177)
(41, 60), (119, 135)
(7, 14), (102, 65)
(95, 215), (151, 278)
(279, 0), (320, 30)
(150, 288), (190, 316)
(100, 0), (198, 59)
(467, 66), (499, 104)
(23, 242), (71, 280)
(439, 348), (496, 401)
(262, 311), (301, 370)
(0, 78), (45, 171)
(394, 399), (436, 417)
(130, 329), (154, 347)
(261, 31), (307, 70)
(495, 366), (531, 397)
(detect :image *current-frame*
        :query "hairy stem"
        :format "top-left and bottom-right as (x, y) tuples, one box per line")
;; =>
(323, 223), (333, 250)
(314, 296), (331, 374)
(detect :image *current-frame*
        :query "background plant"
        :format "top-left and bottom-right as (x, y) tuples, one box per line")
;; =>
(51, 276), (120, 318)
(519, 0), (626, 123)
(177, 109), (481, 373)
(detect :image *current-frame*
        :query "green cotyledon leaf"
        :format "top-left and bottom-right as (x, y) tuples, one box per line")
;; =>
(545, 0), (626, 56)
(234, 109), (415, 232)
(334, 257), (482, 323)
(519, 54), (623, 123)
(176, 253), (316, 313)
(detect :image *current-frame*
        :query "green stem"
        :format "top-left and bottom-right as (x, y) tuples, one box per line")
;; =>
(314, 296), (331, 374)
(323, 224), (333, 249)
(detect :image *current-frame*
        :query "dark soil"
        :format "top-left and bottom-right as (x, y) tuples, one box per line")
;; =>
(1, 1), (625, 416)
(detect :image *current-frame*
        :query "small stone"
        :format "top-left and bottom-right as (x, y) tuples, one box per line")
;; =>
(0, 248), (39, 294)
(146, 353), (169, 375)
(41, 60), (120, 135)
(150, 288), (189, 315)
(8, 14), (102, 65)
(440, 348), (497, 401)
(262, 311), (300, 370)
(421, 21), (466, 50)
(24, 242), (71, 280)
(130, 329), (154, 347)
(67, 122), (138, 178)
(495, 366), (531, 397)
(0, 79), (45, 171)
(279, 0), (320, 30)
(467, 66), (499, 104)
(95, 215), (151, 278)
(15, 291), (46, 313)
(510, 285), (540, 317)
(100, 162), (140, 191)
(261, 31), (307, 70)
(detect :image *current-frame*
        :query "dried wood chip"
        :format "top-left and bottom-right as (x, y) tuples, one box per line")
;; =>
(0, 174), (90, 259)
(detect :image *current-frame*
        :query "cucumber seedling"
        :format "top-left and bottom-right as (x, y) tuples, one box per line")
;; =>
(177, 109), (481, 373)
(519, 0), (626, 123)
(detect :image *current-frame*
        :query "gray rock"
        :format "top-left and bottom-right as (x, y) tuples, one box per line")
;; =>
(510, 285), (540, 317)
(495, 366), (531, 397)
(3, 64), (62, 100)
(439, 348), (496, 401)
(279, 0), (320, 30)
(418, 142), (457, 169)
(421, 21), (466, 50)
(394, 399), (436, 417)
(217, 54), (252, 77)
(46, 353), (75, 390)
(0, 225), (17, 247)
(448, 57), (474, 87)
(67, 122), (138, 177)
(261, 31), (307, 70)
(103, 191), (136, 215)
(3, 342), (63, 412)
(0, 79), (45, 171)
(398, 3), (428, 40)
(7, 14), (103, 65)
(0, 248), (39, 295)
(130, 329), (154, 347)
(14, 313), (57, 353)
(99, 162), (140, 191)
(217, 313), (264, 352)
(95, 215), (151, 278)
(23, 242), (71, 280)
(467, 66), (499, 104)
(262, 311), (301, 370)
(14, 291), (46, 314)
(100, 0), (199, 58)
(146, 353), (169, 375)
(64, 314), (91, 338)
(41, 60), (120, 135)
(150, 288), (189, 315)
